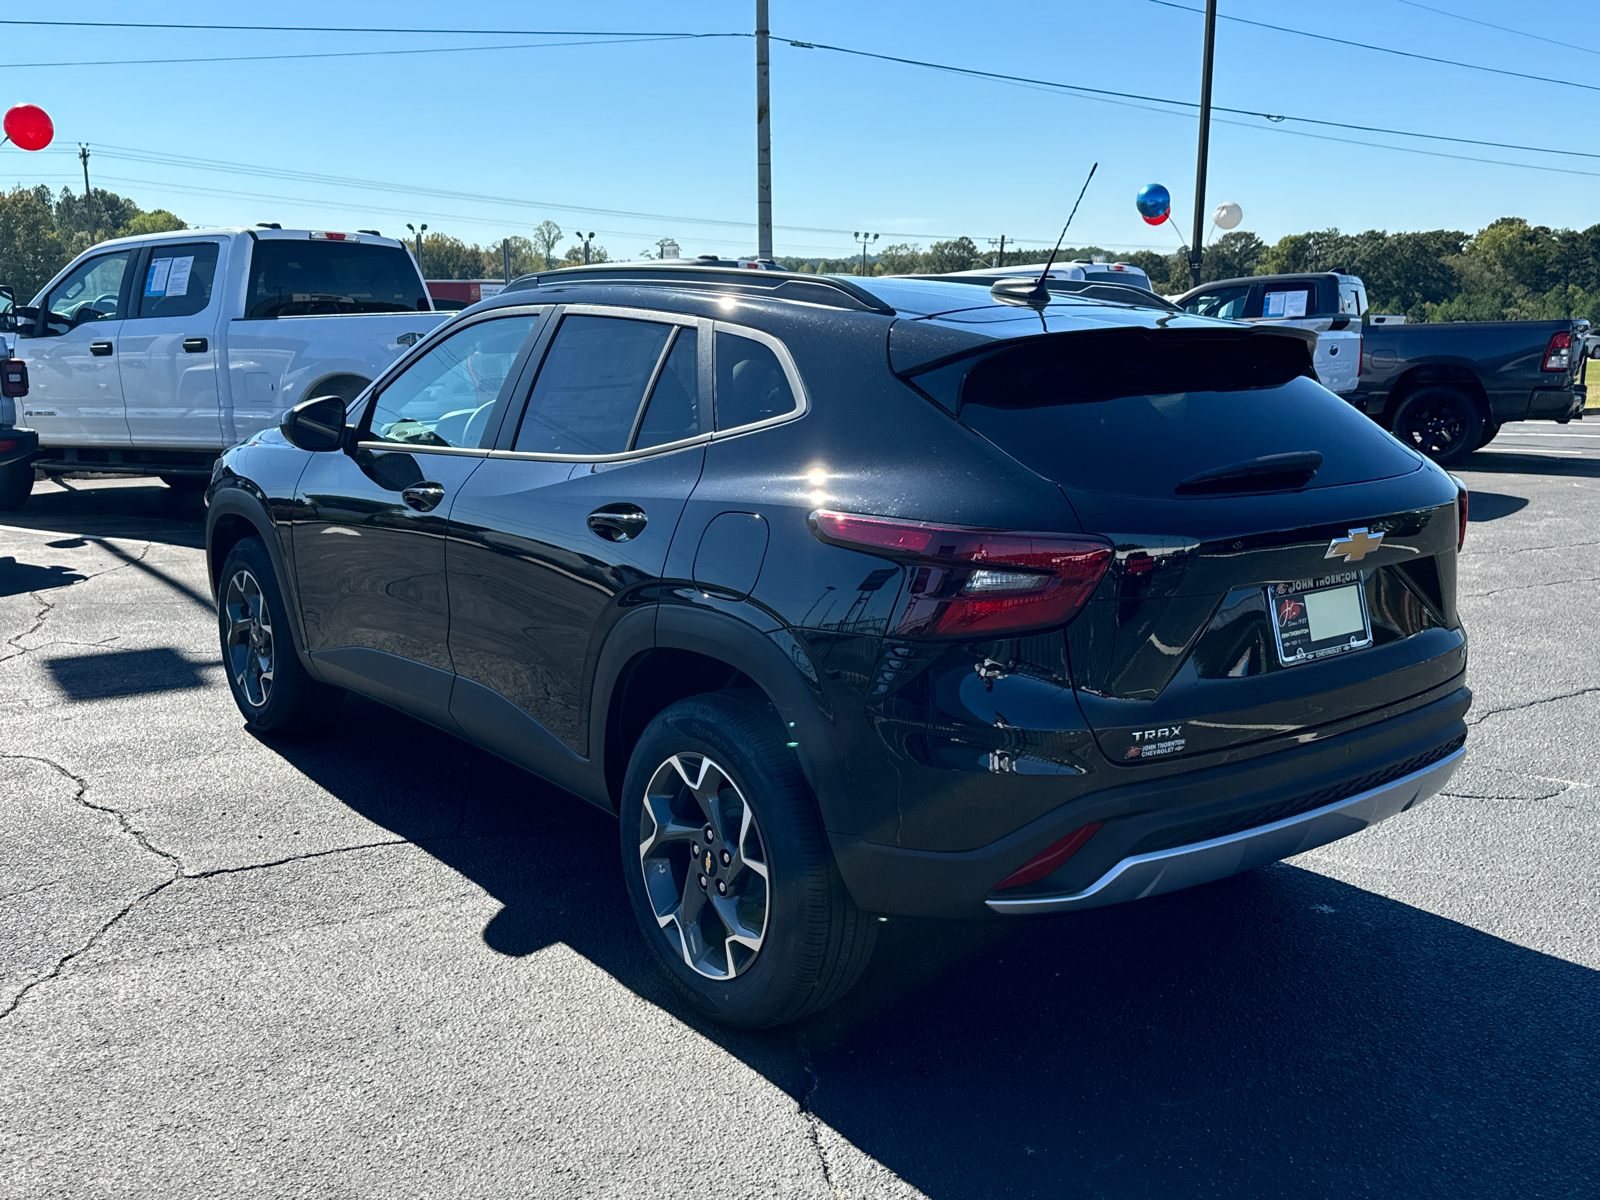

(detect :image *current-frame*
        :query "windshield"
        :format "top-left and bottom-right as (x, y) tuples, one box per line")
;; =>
(245, 240), (428, 318)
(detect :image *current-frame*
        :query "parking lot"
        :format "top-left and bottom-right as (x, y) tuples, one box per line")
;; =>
(2, 424), (1597, 1197)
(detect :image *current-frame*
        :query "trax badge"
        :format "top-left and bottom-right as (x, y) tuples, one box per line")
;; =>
(1325, 527), (1383, 563)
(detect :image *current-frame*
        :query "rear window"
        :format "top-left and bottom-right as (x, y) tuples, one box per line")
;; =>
(939, 330), (1419, 497)
(245, 240), (428, 318)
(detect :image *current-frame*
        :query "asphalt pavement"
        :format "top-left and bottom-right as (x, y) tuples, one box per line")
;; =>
(2, 423), (1597, 1198)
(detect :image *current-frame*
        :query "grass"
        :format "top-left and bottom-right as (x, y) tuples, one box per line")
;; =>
(1589, 360), (1599, 409)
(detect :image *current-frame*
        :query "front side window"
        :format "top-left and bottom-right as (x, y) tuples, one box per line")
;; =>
(135, 243), (222, 319)
(714, 330), (797, 431)
(512, 315), (675, 455)
(42, 251), (133, 333)
(368, 314), (539, 448)
(1181, 286), (1250, 320)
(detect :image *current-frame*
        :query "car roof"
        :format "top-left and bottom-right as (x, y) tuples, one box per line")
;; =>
(1178, 271), (1364, 298)
(84, 226), (410, 252)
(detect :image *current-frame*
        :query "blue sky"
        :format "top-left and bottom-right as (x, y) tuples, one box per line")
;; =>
(2, 1), (1595, 261)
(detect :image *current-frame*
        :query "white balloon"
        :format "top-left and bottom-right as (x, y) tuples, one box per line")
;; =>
(1212, 202), (1243, 231)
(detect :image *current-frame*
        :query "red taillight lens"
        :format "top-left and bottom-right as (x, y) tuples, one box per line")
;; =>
(994, 821), (1105, 890)
(810, 510), (1112, 637)
(1542, 331), (1572, 372)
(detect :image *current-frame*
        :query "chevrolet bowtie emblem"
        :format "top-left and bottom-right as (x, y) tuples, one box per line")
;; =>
(1326, 527), (1383, 562)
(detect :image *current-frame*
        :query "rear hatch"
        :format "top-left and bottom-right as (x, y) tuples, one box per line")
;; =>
(898, 322), (1466, 764)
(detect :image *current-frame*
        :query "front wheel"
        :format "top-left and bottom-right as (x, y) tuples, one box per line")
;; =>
(620, 691), (876, 1028)
(1391, 386), (1484, 465)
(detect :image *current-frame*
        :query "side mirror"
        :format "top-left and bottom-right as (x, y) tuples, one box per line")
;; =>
(280, 395), (349, 452)
(12, 306), (39, 338)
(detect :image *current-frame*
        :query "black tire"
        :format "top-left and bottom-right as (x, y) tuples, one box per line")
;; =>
(160, 474), (208, 492)
(620, 690), (877, 1029)
(216, 536), (341, 735)
(0, 461), (32, 510)
(1476, 421), (1501, 449)
(1391, 386), (1484, 465)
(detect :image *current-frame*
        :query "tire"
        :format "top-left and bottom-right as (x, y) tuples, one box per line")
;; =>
(1476, 421), (1501, 449)
(160, 474), (208, 492)
(216, 536), (342, 735)
(0, 461), (32, 510)
(620, 690), (877, 1029)
(1391, 386), (1484, 465)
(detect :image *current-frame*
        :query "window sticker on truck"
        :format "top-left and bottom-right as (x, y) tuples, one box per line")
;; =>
(146, 256), (194, 297)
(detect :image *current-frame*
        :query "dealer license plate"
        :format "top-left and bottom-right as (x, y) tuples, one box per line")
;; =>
(1266, 573), (1373, 666)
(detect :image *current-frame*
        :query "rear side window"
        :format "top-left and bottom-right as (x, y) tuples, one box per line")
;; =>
(513, 315), (673, 455)
(1182, 286), (1250, 320)
(136, 243), (221, 319)
(1338, 282), (1367, 316)
(944, 329), (1419, 497)
(1261, 283), (1315, 319)
(245, 240), (427, 318)
(715, 330), (797, 430)
(635, 328), (701, 449)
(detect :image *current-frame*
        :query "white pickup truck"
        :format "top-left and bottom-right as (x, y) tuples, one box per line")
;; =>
(0, 225), (450, 508)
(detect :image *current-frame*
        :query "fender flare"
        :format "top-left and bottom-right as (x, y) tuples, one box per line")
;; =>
(206, 483), (317, 674)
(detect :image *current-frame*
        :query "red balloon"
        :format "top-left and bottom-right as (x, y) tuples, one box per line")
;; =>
(1140, 212), (1169, 226)
(3, 104), (54, 152)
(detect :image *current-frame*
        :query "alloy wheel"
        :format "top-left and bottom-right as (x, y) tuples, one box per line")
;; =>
(223, 568), (274, 708)
(637, 753), (770, 980)
(1397, 394), (1468, 458)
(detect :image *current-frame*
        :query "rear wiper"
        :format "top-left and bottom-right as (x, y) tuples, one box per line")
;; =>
(1174, 451), (1323, 496)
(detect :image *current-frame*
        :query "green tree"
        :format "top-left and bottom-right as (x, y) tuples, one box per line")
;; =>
(419, 233), (482, 279)
(531, 220), (563, 269)
(119, 210), (187, 237)
(0, 187), (68, 299)
(54, 187), (141, 242)
(560, 242), (610, 266)
(923, 236), (979, 273)
(878, 243), (924, 275)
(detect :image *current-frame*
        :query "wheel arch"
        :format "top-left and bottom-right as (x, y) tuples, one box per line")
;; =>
(1381, 362), (1489, 427)
(206, 486), (316, 671)
(592, 605), (855, 836)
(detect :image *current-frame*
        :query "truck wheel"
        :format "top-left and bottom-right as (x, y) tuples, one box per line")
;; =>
(0, 461), (34, 510)
(1477, 421), (1501, 449)
(1392, 386), (1483, 465)
(217, 536), (342, 735)
(620, 690), (877, 1029)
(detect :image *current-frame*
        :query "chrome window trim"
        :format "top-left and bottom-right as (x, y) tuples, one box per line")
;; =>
(556, 303), (699, 329)
(354, 441), (493, 458)
(709, 320), (809, 438)
(484, 430), (711, 464)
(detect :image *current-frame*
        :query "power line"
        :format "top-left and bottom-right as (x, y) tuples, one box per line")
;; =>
(1144, 0), (1600, 95)
(1392, 0), (1600, 58)
(0, 19), (749, 37)
(779, 37), (1600, 163)
(0, 34), (723, 71)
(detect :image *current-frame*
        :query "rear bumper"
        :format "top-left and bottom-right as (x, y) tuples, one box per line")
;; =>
(0, 427), (38, 468)
(986, 746), (1461, 914)
(1528, 386), (1583, 421)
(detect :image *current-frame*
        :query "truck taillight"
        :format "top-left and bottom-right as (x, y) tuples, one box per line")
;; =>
(809, 510), (1112, 637)
(1542, 331), (1572, 372)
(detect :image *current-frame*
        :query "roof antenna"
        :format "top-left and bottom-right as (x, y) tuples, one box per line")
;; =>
(991, 161), (1098, 307)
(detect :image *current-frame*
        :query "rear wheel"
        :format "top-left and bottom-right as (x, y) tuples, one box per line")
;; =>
(1476, 421), (1501, 449)
(620, 690), (877, 1029)
(217, 536), (341, 734)
(0, 461), (32, 510)
(1391, 386), (1483, 465)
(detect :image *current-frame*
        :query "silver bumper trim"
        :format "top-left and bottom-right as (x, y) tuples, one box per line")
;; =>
(987, 747), (1464, 915)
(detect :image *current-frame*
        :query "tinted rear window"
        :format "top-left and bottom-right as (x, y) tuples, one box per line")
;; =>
(945, 330), (1420, 497)
(245, 240), (427, 318)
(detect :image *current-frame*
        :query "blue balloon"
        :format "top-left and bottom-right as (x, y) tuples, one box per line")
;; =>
(1136, 183), (1171, 223)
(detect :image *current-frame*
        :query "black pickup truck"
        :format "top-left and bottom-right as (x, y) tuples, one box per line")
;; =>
(1354, 317), (1589, 464)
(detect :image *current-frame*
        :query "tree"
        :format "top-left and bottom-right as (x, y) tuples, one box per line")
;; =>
(531, 220), (563, 269)
(560, 242), (609, 265)
(878, 243), (924, 275)
(1199, 230), (1266, 284)
(923, 237), (979, 273)
(54, 187), (141, 242)
(0, 187), (68, 299)
(119, 210), (187, 237)
(419, 233), (482, 279)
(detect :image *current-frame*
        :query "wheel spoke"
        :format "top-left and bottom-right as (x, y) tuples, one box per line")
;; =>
(709, 893), (764, 952)
(638, 789), (700, 859)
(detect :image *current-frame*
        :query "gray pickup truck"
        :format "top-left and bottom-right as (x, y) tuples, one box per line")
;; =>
(1354, 317), (1589, 464)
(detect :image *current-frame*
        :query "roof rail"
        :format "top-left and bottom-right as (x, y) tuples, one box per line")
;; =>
(504, 263), (896, 315)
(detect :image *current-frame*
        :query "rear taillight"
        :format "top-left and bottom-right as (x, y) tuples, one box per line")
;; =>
(1, 358), (27, 398)
(810, 510), (1112, 637)
(1451, 475), (1468, 549)
(1542, 331), (1572, 372)
(994, 822), (1105, 890)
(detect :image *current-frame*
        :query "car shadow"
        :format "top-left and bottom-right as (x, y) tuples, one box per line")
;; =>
(266, 694), (1600, 1197)
(1461, 450), (1600, 479)
(0, 557), (87, 597)
(1463, 490), (1529, 522)
(0, 477), (207, 548)
(43, 646), (215, 700)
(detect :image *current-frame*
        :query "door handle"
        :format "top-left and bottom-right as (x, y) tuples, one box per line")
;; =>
(182, 337), (209, 353)
(587, 503), (648, 542)
(90, 340), (114, 357)
(401, 483), (446, 512)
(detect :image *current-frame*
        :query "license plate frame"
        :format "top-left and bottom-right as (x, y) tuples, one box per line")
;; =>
(1266, 572), (1373, 667)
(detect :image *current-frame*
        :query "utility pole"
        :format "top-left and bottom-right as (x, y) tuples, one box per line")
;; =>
(502, 238), (511, 282)
(78, 144), (96, 243)
(1188, 0), (1218, 289)
(989, 235), (1007, 268)
(853, 231), (878, 276)
(755, 0), (773, 262)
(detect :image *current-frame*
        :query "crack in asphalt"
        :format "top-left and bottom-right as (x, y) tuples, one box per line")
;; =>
(1464, 573), (1600, 598)
(1467, 685), (1600, 726)
(0, 752), (421, 1021)
(797, 1038), (846, 1199)
(0, 542), (152, 664)
(1490, 537), (1600, 556)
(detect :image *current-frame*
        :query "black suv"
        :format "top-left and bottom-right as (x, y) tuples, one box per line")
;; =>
(206, 265), (1470, 1028)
